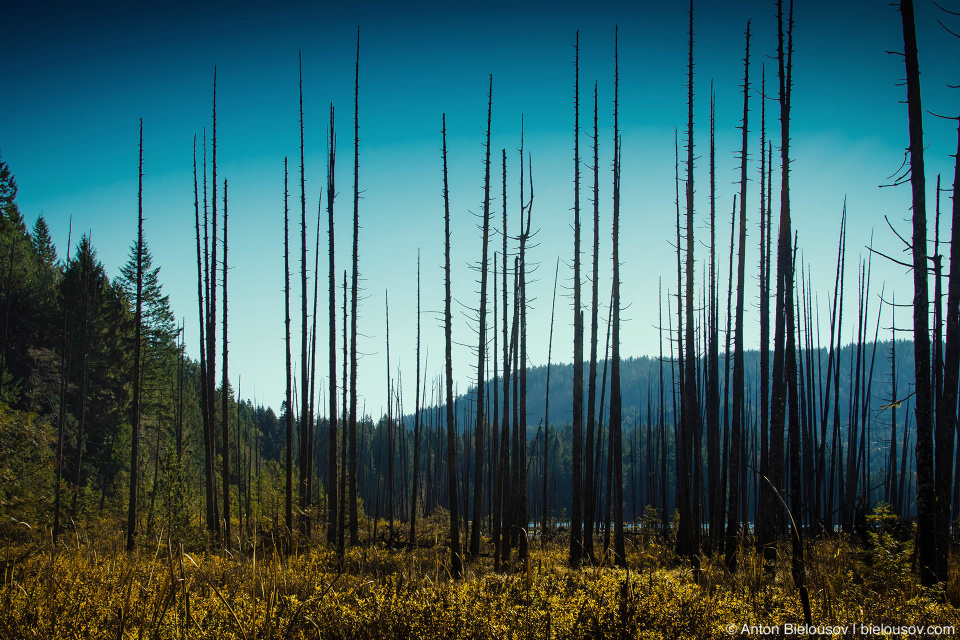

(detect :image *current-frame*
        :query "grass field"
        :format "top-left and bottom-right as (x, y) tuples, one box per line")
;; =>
(1, 510), (957, 639)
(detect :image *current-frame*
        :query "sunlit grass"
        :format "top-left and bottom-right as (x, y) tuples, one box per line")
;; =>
(0, 516), (956, 639)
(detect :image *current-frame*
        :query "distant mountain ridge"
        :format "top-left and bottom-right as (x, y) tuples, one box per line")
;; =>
(412, 340), (916, 438)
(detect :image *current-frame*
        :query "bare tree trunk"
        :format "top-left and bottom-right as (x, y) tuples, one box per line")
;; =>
(756, 69), (770, 549)
(517, 148), (533, 562)
(327, 104), (338, 545)
(678, 0), (700, 564)
(817, 207), (845, 529)
(493, 147), (508, 570)
(570, 30), (585, 570)
(385, 291), (394, 540)
(584, 79), (600, 564)
(471, 76), (493, 558)
(284, 158), (294, 539)
(766, 0), (792, 569)
(339, 269), (348, 558)
(725, 22), (750, 572)
(442, 115), (463, 579)
(827, 205), (847, 532)
(900, 0), (936, 586)
(208, 71), (220, 537)
(543, 257), (559, 537)
(706, 82), (721, 557)
(127, 120), (144, 553)
(298, 51), (311, 538)
(349, 29), (362, 545)
(411, 251), (422, 545)
(198, 131), (216, 533)
(222, 179), (231, 549)
(509, 259), (520, 557)
(610, 31), (626, 566)
(934, 114), (960, 582)
(887, 300), (899, 512)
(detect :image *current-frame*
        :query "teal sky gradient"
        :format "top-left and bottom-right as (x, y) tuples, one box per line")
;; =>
(4, 0), (959, 418)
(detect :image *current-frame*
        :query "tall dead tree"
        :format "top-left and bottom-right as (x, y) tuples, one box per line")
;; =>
(284, 157), (294, 537)
(208, 70), (220, 536)
(900, 2), (934, 582)
(298, 51), (312, 537)
(199, 130), (216, 533)
(725, 22), (750, 572)
(222, 179), (231, 548)
(127, 119), (144, 552)
(385, 291), (394, 539)
(494, 148), (509, 570)
(543, 257), (559, 535)
(471, 75), (493, 558)
(570, 29), (585, 569)
(339, 269), (348, 557)
(766, 0), (792, 566)
(677, 0), (700, 563)
(411, 251), (422, 544)
(442, 114), (463, 579)
(584, 79), (600, 563)
(517, 144), (533, 562)
(816, 208), (844, 527)
(706, 82), (721, 556)
(349, 29), (361, 544)
(936, 115), (960, 582)
(610, 28), (626, 567)
(757, 67), (771, 548)
(326, 103), (338, 545)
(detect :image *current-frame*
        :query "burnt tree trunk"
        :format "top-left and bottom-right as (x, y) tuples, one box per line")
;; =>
(471, 75), (493, 558)
(570, 30), (584, 569)
(349, 30), (361, 545)
(327, 104), (339, 545)
(725, 22), (750, 572)
(127, 120), (144, 553)
(442, 115), (463, 579)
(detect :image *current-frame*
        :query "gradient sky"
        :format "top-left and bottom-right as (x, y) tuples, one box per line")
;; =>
(4, 0), (959, 419)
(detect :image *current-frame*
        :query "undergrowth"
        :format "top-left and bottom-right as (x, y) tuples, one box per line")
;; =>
(0, 516), (957, 639)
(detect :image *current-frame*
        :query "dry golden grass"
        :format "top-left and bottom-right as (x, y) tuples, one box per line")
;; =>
(0, 517), (957, 639)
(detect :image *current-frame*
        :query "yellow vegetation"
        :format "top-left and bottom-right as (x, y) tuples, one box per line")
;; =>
(0, 521), (957, 639)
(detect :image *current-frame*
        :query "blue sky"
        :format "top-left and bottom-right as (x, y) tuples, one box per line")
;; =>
(4, 0), (959, 418)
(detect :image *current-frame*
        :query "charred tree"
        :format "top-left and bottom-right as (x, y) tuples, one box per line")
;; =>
(208, 71), (220, 537)
(570, 29), (585, 569)
(494, 148), (510, 570)
(706, 82), (721, 557)
(327, 103), (339, 545)
(126, 120), (144, 553)
(899, 0), (936, 586)
(284, 158), (294, 538)
(585, 79), (600, 564)
(411, 251), (422, 545)
(610, 29), (626, 567)
(349, 29), (361, 545)
(677, 0), (701, 564)
(298, 51), (312, 537)
(442, 114), (463, 579)
(222, 179), (231, 548)
(544, 257), (559, 535)
(725, 23), (750, 572)
(935, 110), (960, 582)
(471, 75), (493, 558)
